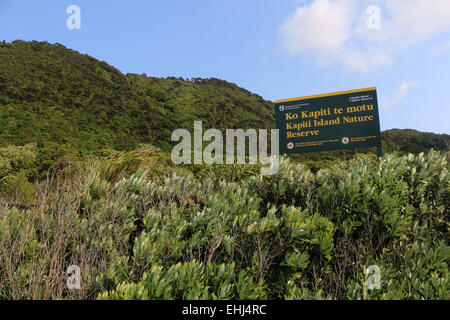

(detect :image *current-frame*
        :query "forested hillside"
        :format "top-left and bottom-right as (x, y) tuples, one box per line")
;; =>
(0, 40), (274, 155)
(382, 129), (449, 154)
(0, 40), (448, 160)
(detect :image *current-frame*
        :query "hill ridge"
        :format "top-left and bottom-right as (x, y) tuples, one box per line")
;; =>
(0, 40), (448, 157)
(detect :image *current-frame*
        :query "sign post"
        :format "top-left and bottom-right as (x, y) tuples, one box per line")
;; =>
(275, 87), (382, 157)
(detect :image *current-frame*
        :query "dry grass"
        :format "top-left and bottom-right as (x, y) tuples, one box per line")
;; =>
(0, 162), (103, 299)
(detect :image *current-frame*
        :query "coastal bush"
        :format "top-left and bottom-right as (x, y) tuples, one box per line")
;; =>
(0, 151), (448, 299)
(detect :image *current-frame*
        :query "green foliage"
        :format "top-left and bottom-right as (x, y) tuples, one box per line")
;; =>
(382, 129), (450, 154)
(1, 151), (447, 300)
(0, 144), (37, 200)
(98, 144), (178, 182)
(99, 262), (265, 300)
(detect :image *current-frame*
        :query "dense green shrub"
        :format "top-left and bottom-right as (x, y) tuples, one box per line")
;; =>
(0, 144), (37, 200)
(0, 151), (448, 299)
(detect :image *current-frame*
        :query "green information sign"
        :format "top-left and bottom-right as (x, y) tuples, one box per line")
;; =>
(275, 87), (382, 155)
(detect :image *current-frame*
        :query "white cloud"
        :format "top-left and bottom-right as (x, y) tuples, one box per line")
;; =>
(384, 0), (450, 45)
(279, 0), (353, 55)
(381, 82), (420, 110)
(279, 0), (450, 73)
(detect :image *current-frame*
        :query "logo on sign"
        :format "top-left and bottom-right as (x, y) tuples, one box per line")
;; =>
(287, 142), (294, 150)
(279, 105), (285, 112)
(342, 137), (350, 145)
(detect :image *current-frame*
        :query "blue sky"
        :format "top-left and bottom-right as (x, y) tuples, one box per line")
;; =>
(0, 0), (449, 134)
